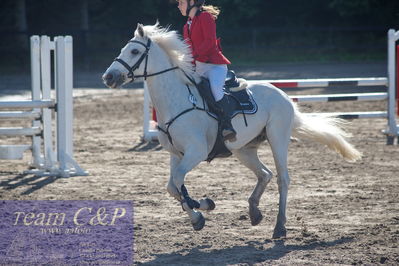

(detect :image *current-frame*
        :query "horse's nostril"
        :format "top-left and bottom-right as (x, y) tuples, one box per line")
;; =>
(105, 73), (113, 81)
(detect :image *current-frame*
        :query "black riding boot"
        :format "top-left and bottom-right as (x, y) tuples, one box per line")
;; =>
(216, 95), (237, 141)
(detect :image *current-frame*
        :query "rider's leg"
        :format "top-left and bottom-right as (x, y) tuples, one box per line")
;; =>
(207, 64), (237, 141)
(215, 94), (236, 141)
(195, 62), (236, 141)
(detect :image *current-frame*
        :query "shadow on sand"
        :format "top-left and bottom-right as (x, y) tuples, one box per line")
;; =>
(137, 237), (353, 265)
(128, 139), (162, 152)
(0, 171), (63, 195)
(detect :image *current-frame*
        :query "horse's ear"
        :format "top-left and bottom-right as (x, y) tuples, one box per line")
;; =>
(136, 23), (145, 38)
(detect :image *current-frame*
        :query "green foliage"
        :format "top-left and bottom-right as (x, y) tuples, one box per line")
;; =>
(0, 0), (397, 69)
(1, 0), (398, 33)
(329, 0), (399, 27)
(330, 0), (378, 16)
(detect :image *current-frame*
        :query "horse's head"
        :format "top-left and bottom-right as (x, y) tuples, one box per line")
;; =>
(103, 22), (197, 88)
(102, 23), (151, 88)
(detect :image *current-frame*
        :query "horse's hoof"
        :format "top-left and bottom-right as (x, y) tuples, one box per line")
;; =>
(192, 213), (205, 231)
(205, 198), (215, 210)
(250, 212), (263, 226)
(198, 198), (216, 211)
(272, 227), (287, 239)
(249, 206), (263, 226)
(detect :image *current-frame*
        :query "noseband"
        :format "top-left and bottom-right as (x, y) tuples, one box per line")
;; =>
(114, 38), (179, 81)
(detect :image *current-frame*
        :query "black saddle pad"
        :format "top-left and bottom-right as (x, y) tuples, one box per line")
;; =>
(227, 88), (257, 119)
(196, 70), (257, 119)
(204, 87), (257, 120)
(218, 70), (257, 119)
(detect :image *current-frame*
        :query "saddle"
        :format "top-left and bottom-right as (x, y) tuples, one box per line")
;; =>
(196, 70), (258, 162)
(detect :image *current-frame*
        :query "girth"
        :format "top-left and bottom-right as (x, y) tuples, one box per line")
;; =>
(157, 84), (207, 146)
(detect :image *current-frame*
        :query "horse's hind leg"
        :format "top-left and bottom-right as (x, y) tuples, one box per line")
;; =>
(233, 145), (273, 226)
(266, 119), (293, 239)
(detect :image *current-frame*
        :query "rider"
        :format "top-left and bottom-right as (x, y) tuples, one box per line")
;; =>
(177, 0), (237, 141)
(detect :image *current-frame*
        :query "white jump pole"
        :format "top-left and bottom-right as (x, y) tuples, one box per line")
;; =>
(247, 77), (388, 88)
(0, 111), (41, 119)
(0, 100), (54, 108)
(0, 127), (42, 136)
(290, 92), (388, 102)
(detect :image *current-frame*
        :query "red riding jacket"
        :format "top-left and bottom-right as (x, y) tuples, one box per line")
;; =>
(183, 11), (231, 65)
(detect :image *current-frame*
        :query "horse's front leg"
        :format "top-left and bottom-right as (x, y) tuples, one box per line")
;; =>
(170, 147), (211, 231)
(168, 153), (216, 209)
(167, 154), (183, 202)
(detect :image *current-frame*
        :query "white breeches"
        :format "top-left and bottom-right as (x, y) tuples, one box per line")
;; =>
(195, 61), (227, 102)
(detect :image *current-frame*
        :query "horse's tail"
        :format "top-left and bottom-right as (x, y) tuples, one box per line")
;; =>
(292, 105), (362, 162)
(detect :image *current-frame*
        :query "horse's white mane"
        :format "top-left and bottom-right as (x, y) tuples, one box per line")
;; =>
(135, 23), (196, 78)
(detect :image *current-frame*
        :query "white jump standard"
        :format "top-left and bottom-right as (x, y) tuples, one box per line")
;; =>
(0, 36), (86, 177)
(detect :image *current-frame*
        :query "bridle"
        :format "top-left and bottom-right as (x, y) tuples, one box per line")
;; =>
(114, 38), (179, 82)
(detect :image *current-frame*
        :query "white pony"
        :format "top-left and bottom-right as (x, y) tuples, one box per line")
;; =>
(103, 23), (361, 238)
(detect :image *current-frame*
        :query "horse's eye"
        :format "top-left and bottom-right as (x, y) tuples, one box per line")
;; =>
(131, 49), (139, 55)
